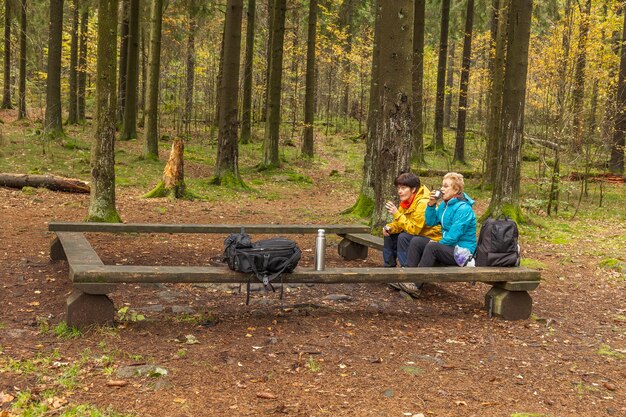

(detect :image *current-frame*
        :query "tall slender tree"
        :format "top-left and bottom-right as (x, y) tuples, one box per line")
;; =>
(44, 0), (64, 136)
(453, 0), (474, 164)
(443, 42), (455, 128)
(610, 6), (626, 175)
(87, 0), (121, 223)
(121, 0), (140, 140)
(571, 0), (591, 152)
(486, 0), (533, 221)
(240, 0), (256, 144)
(432, 0), (450, 151)
(77, 5), (89, 122)
(17, 0), (26, 119)
(2, 0), (11, 109)
(301, 0), (317, 157)
(371, 0), (413, 228)
(412, 0), (426, 165)
(339, 0), (354, 118)
(117, 0), (130, 124)
(68, 0), (79, 124)
(214, 0), (245, 185)
(144, 0), (164, 159)
(184, 0), (197, 134)
(261, 0), (286, 168)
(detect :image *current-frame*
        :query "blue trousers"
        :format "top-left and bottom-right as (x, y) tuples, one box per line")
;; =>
(383, 232), (418, 267)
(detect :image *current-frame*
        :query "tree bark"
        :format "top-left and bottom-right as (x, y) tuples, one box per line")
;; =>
(412, 0), (425, 165)
(371, 0), (413, 229)
(453, 0), (474, 164)
(184, 0), (197, 134)
(144, 0), (164, 159)
(261, 0), (274, 123)
(88, 0), (121, 223)
(145, 139), (187, 198)
(17, 0), (26, 119)
(240, 0), (256, 144)
(2, 0), (11, 109)
(339, 0), (353, 118)
(301, 0), (317, 158)
(214, 0), (245, 186)
(78, 5), (89, 122)
(571, 0), (591, 152)
(443, 42), (455, 128)
(0, 173), (90, 193)
(121, 0), (140, 140)
(117, 0), (130, 124)
(68, 0), (79, 124)
(484, 0), (508, 187)
(45, 0), (64, 136)
(486, 0), (533, 222)
(610, 7), (626, 175)
(261, 0), (286, 169)
(432, 0), (450, 151)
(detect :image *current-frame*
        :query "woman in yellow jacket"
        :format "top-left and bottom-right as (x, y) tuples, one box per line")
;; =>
(383, 172), (442, 268)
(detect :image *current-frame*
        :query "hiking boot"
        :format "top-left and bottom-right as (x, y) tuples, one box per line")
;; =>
(389, 282), (423, 298)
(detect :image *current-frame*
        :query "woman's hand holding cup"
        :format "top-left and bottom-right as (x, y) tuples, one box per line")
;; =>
(385, 201), (397, 215)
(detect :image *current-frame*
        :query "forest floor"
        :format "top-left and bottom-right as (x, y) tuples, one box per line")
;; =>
(1, 110), (626, 417)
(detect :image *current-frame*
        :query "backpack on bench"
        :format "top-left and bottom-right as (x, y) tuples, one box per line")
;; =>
(475, 217), (520, 267)
(223, 232), (302, 303)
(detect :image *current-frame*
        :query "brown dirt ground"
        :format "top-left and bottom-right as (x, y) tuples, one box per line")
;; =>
(1, 145), (626, 416)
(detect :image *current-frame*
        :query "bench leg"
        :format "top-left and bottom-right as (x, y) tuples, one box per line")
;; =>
(67, 290), (115, 329)
(484, 287), (532, 321)
(50, 237), (66, 261)
(338, 238), (368, 260)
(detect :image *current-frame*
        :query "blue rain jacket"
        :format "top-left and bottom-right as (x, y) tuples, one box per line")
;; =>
(424, 192), (477, 253)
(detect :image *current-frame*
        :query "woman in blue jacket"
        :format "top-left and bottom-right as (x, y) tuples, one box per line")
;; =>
(406, 172), (476, 268)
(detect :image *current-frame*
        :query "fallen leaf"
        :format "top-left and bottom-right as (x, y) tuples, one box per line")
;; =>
(603, 382), (616, 391)
(28, 301), (40, 306)
(256, 392), (277, 400)
(106, 380), (128, 387)
(173, 398), (186, 404)
(454, 400), (467, 406)
(0, 392), (14, 404)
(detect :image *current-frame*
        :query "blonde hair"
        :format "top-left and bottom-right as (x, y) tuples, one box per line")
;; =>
(443, 172), (465, 194)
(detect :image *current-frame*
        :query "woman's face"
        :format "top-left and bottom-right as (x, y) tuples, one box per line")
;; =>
(397, 185), (416, 202)
(441, 179), (459, 201)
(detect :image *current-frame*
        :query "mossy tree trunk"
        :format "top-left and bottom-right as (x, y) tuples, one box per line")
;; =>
(371, 0), (414, 230)
(485, 0), (532, 223)
(240, 0), (255, 145)
(121, 0), (140, 140)
(261, 0), (286, 169)
(45, 0), (64, 137)
(87, 0), (121, 223)
(144, 0), (163, 160)
(412, 0), (425, 165)
(453, 0), (474, 164)
(432, 0), (450, 152)
(214, 0), (245, 187)
(301, 0), (317, 158)
(68, 0), (79, 124)
(17, 0), (26, 119)
(145, 139), (187, 198)
(77, 5), (89, 122)
(3, 0), (12, 109)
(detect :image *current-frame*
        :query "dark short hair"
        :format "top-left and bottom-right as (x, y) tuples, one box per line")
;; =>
(394, 172), (421, 189)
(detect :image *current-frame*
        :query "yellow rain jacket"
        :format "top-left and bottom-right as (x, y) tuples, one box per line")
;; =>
(385, 185), (442, 241)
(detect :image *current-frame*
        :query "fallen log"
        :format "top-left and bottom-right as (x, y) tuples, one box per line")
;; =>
(0, 173), (90, 193)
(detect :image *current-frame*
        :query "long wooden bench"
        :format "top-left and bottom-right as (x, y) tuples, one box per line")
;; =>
(49, 222), (541, 328)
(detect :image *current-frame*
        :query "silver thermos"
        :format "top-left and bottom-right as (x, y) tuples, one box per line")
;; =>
(314, 229), (326, 271)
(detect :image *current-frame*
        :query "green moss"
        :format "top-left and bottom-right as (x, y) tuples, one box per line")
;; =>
(85, 205), (122, 223)
(597, 344), (625, 359)
(480, 203), (527, 224)
(342, 193), (374, 218)
(520, 258), (546, 269)
(209, 170), (248, 190)
(143, 181), (167, 198)
(21, 186), (37, 195)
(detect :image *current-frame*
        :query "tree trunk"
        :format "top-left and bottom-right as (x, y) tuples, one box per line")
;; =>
(339, 0), (353, 118)
(571, 0), (591, 152)
(412, 0), (425, 165)
(371, 0), (413, 229)
(301, 0), (317, 158)
(121, 0), (140, 140)
(214, 0), (245, 186)
(443, 42), (454, 128)
(78, 5), (89, 122)
(88, 0), (121, 223)
(17, 0), (26, 119)
(610, 7), (626, 175)
(432, 0), (450, 151)
(240, 0), (256, 144)
(145, 139), (187, 198)
(139, 24), (146, 127)
(484, 0), (508, 187)
(184, 0), (197, 135)
(45, 0), (64, 137)
(453, 0), (474, 164)
(261, 0), (286, 169)
(2, 0), (11, 109)
(144, 0), (164, 160)
(486, 0), (533, 222)
(0, 173), (89, 193)
(68, 0), (79, 124)
(117, 0), (130, 125)
(261, 0), (274, 123)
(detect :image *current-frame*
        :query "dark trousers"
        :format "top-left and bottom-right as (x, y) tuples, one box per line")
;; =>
(407, 237), (457, 267)
(383, 232), (416, 267)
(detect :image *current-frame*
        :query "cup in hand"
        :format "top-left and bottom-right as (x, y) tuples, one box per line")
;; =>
(433, 190), (443, 199)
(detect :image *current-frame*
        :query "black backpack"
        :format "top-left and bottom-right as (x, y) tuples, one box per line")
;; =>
(475, 217), (520, 267)
(223, 232), (301, 303)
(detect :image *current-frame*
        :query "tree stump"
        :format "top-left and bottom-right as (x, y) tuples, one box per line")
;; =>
(145, 138), (186, 198)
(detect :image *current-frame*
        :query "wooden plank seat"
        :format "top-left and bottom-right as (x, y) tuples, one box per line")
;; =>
(49, 223), (541, 328)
